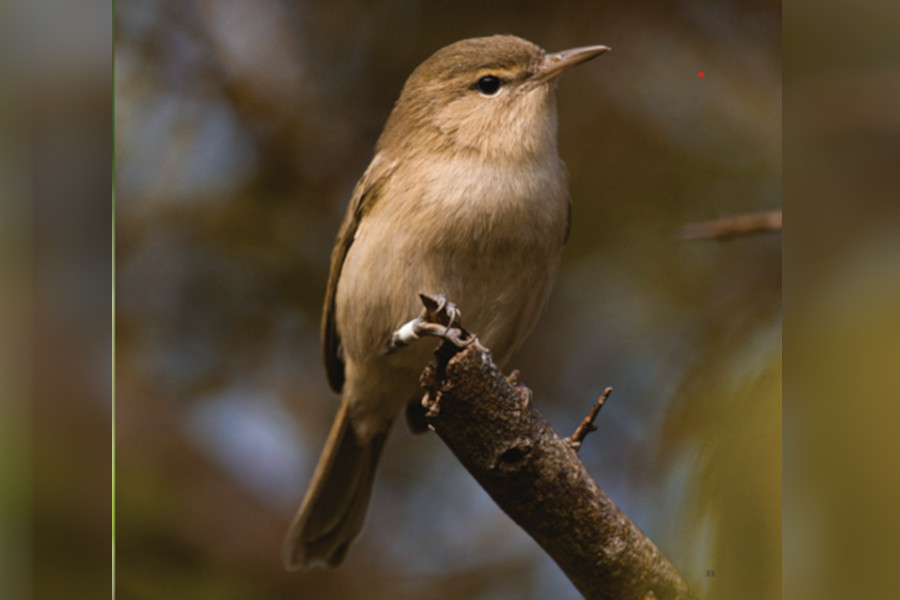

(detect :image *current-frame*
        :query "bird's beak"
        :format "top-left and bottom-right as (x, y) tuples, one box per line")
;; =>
(532, 44), (610, 84)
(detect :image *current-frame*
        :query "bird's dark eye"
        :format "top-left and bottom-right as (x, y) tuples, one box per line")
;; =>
(475, 75), (502, 95)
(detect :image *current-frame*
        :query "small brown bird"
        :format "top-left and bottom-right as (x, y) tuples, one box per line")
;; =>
(284, 34), (608, 570)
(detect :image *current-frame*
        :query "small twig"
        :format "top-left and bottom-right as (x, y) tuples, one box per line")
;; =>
(567, 387), (613, 451)
(674, 209), (782, 241)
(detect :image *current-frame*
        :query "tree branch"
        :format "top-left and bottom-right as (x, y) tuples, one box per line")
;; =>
(409, 295), (698, 600)
(567, 387), (612, 452)
(674, 209), (782, 240)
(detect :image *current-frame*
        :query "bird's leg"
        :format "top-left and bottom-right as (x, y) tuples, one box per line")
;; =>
(388, 317), (424, 351)
(387, 293), (475, 352)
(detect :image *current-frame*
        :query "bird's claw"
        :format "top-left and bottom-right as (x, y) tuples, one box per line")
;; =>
(441, 325), (475, 348)
(413, 321), (474, 349)
(418, 293), (461, 330)
(417, 293), (472, 347)
(389, 294), (476, 352)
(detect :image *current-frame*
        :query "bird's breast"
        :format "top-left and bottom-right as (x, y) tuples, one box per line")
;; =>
(417, 153), (568, 239)
(336, 151), (568, 382)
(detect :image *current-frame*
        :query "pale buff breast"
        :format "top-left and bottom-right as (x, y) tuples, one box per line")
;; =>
(334, 151), (568, 418)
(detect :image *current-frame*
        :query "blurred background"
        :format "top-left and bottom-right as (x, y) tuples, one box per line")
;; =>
(15, 0), (112, 598)
(114, 1), (781, 599)
(784, 1), (900, 599)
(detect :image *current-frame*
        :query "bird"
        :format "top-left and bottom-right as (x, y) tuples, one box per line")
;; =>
(283, 34), (608, 570)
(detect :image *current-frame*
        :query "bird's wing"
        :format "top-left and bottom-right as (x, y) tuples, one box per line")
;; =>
(322, 153), (398, 393)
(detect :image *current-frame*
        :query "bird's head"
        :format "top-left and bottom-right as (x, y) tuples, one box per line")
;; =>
(379, 35), (609, 161)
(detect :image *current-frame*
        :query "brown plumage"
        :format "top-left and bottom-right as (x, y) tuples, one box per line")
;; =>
(284, 34), (608, 570)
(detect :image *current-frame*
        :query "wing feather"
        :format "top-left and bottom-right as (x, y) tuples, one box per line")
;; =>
(321, 154), (397, 392)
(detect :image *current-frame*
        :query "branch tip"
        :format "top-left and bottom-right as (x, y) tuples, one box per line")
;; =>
(568, 387), (612, 451)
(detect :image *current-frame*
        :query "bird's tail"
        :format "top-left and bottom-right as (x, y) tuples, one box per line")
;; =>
(283, 401), (388, 569)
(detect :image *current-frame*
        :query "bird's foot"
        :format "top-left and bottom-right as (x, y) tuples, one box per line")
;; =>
(419, 293), (461, 331)
(387, 293), (475, 352)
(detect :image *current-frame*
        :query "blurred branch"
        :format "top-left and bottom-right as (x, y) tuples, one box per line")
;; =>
(410, 295), (697, 600)
(675, 209), (782, 241)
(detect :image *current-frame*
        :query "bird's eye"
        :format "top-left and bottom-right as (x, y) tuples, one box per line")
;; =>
(475, 75), (502, 95)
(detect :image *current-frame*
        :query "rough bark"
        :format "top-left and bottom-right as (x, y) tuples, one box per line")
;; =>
(418, 334), (699, 600)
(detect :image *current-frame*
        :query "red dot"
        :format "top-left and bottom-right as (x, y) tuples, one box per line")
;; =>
(698, 71), (705, 78)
